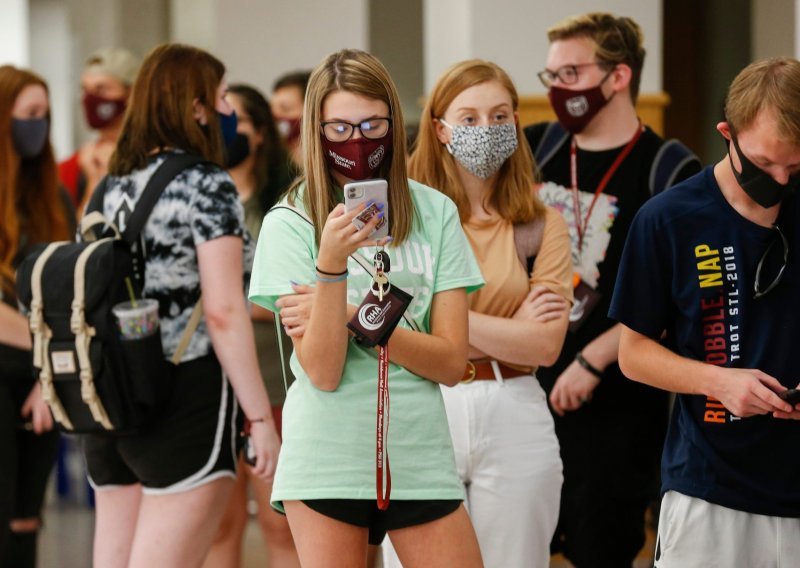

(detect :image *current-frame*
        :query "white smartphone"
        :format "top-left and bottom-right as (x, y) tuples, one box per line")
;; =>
(344, 178), (389, 240)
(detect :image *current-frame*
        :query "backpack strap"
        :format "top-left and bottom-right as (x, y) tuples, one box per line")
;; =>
(171, 302), (204, 365)
(275, 315), (290, 394)
(513, 215), (547, 275)
(85, 175), (110, 216)
(72, 238), (115, 429)
(649, 139), (698, 196)
(533, 122), (570, 170)
(122, 153), (207, 243)
(79, 211), (120, 243)
(29, 241), (75, 430)
(84, 153), (207, 243)
(89, 154), (208, 366)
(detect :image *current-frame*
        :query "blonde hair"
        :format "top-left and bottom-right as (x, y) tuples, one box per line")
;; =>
(288, 49), (412, 246)
(725, 57), (800, 145)
(548, 13), (646, 103)
(409, 59), (545, 224)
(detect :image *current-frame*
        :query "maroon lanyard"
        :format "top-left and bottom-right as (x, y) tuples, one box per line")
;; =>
(570, 123), (644, 252)
(376, 344), (391, 509)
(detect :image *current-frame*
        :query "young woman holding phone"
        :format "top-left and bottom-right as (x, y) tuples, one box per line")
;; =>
(249, 49), (485, 567)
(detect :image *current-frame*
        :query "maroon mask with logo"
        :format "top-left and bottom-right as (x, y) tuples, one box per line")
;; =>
(321, 130), (393, 180)
(82, 93), (127, 129)
(277, 117), (302, 145)
(547, 73), (613, 134)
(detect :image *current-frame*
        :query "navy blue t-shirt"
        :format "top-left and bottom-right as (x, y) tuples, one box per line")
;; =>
(609, 166), (800, 517)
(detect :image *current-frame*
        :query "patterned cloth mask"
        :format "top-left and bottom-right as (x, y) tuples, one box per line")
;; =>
(440, 120), (518, 179)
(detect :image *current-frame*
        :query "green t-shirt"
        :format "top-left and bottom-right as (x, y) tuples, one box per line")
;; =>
(243, 195), (291, 406)
(249, 179), (484, 507)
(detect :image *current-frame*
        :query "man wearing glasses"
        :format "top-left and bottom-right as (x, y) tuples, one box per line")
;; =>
(524, 12), (700, 568)
(610, 58), (800, 566)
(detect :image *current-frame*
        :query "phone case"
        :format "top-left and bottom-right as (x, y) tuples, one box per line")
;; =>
(344, 179), (389, 239)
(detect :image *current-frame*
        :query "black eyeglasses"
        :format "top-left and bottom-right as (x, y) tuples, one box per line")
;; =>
(319, 117), (392, 143)
(754, 224), (789, 299)
(537, 62), (610, 89)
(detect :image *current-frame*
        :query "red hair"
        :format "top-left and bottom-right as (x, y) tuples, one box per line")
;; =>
(0, 65), (69, 299)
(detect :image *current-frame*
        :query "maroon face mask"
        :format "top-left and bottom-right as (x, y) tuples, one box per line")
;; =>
(547, 77), (613, 134)
(321, 131), (393, 180)
(277, 117), (302, 145)
(82, 93), (127, 129)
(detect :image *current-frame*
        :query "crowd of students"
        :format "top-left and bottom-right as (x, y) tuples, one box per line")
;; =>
(2, 9), (800, 568)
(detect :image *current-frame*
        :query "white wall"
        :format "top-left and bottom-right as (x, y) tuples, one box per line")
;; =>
(424, 0), (663, 95)
(29, 0), (72, 159)
(753, 0), (795, 59)
(171, 0), (369, 99)
(0, 0), (30, 66)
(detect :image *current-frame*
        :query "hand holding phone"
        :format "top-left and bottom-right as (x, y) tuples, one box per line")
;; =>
(778, 388), (800, 405)
(344, 179), (389, 240)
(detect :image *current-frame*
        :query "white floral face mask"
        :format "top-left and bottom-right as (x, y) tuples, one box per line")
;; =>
(439, 119), (518, 179)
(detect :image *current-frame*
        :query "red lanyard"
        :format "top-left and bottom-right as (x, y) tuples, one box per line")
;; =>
(376, 344), (391, 510)
(570, 123), (644, 252)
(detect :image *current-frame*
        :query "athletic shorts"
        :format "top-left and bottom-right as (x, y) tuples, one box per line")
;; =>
(83, 354), (238, 495)
(301, 499), (462, 545)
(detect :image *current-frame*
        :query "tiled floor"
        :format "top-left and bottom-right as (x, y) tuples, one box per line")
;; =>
(39, 498), (655, 567)
(38, 499), (271, 568)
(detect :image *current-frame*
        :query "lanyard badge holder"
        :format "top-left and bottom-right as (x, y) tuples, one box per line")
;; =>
(568, 123), (643, 332)
(347, 249), (413, 510)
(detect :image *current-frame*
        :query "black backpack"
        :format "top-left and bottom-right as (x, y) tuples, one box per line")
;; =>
(16, 153), (205, 434)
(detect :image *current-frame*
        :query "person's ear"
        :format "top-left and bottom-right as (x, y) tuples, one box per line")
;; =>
(610, 63), (632, 93)
(192, 98), (208, 125)
(717, 121), (732, 141)
(434, 117), (450, 145)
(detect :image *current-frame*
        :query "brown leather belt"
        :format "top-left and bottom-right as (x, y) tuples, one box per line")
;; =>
(461, 361), (528, 383)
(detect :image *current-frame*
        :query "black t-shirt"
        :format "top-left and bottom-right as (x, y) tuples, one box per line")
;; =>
(609, 167), (800, 516)
(524, 122), (701, 405)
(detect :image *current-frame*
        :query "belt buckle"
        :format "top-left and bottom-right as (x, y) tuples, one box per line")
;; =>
(461, 360), (477, 384)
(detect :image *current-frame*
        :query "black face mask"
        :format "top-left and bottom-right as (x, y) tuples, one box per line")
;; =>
(225, 133), (250, 169)
(12, 117), (49, 158)
(729, 135), (800, 208)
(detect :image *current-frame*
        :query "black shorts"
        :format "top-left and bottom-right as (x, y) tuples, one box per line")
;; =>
(302, 499), (462, 545)
(83, 354), (238, 495)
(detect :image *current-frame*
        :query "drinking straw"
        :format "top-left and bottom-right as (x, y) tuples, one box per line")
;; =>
(125, 277), (137, 308)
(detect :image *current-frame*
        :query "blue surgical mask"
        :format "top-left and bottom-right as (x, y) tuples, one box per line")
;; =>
(12, 117), (49, 158)
(218, 110), (238, 148)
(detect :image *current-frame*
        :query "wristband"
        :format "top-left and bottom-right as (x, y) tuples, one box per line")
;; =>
(575, 351), (603, 380)
(316, 265), (348, 277)
(316, 272), (348, 283)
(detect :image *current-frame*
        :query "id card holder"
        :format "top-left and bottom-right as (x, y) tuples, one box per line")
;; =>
(347, 285), (413, 348)
(568, 278), (601, 333)
(347, 250), (413, 347)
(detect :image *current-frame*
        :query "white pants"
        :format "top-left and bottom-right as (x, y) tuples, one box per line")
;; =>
(655, 490), (800, 568)
(383, 373), (562, 568)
